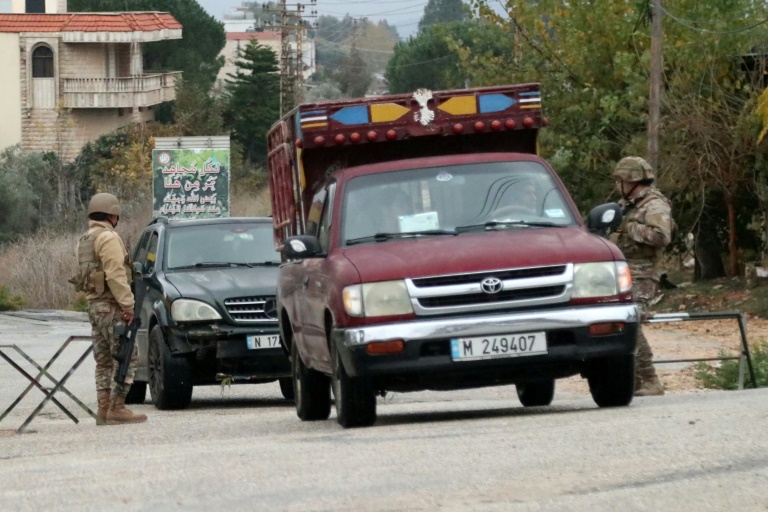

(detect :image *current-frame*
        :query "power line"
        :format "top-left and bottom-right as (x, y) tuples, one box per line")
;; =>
(659, 5), (768, 34)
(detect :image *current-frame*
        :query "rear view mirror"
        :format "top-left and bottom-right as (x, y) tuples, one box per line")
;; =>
(587, 203), (623, 237)
(283, 235), (322, 260)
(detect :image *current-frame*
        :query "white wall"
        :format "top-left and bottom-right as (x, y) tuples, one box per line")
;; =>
(0, 33), (22, 151)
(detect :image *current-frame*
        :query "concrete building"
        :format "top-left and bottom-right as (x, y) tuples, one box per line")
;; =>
(0, 0), (182, 160)
(217, 31), (281, 87)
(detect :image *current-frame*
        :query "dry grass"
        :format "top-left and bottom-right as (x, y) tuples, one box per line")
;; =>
(0, 189), (272, 310)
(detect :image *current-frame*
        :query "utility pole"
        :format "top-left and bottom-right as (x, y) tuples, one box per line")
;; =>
(647, 0), (663, 171)
(265, 0), (316, 115)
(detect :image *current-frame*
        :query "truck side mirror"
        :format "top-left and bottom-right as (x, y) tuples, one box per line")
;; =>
(283, 235), (322, 260)
(587, 203), (623, 237)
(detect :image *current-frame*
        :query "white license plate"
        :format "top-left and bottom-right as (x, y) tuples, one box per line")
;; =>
(246, 335), (280, 350)
(450, 332), (547, 361)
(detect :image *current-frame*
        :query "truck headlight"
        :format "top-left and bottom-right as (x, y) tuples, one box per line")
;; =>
(572, 262), (632, 298)
(343, 281), (414, 317)
(171, 299), (222, 322)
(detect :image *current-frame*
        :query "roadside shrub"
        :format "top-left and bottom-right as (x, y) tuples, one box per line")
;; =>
(694, 340), (768, 389)
(0, 286), (24, 311)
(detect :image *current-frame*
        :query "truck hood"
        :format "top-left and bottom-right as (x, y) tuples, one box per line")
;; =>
(165, 267), (278, 303)
(342, 227), (617, 282)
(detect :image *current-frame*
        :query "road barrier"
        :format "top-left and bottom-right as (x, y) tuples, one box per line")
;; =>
(0, 336), (96, 433)
(645, 311), (756, 389)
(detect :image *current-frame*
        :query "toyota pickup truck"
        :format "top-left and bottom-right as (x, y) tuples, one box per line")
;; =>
(267, 83), (637, 428)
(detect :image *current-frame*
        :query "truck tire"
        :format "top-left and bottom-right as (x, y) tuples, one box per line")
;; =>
(279, 377), (295, 401)
(148, 325), (193, 410)
(124, 381), (147, 404)
(587, 354), (635, 407)
(516, 379), (555, 407)
(292, 341), (331, 421)
(332, 341), (376, 428)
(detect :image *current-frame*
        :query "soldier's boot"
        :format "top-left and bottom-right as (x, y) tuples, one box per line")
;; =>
(96, 389), (110, 426)
(106, 394), (147, 425)
(634, 374), (665, 397)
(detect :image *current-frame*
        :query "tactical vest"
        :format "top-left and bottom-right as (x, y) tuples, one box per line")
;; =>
(69, 227), (108, 295)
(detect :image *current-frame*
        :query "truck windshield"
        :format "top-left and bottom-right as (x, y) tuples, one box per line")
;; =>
(165, 223), (280, 270)
(342, 160), (577, 244)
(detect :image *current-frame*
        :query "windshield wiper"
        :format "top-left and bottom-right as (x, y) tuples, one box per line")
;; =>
(246, 261), (282, 266)
(172, 262), (248, 270)
(455, 220), (565, 233)
(346, 230), (456, 246)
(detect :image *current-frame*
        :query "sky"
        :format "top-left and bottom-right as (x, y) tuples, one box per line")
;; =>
(196, 0), (427, 39)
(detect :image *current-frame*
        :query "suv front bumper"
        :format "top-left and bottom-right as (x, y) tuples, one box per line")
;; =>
(332, 303), (638, 390)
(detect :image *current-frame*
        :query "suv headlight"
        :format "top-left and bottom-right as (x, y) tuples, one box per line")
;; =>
(572, 262), (632, 298)
(343, 281), (414, 317)
(171, 299), (222, 322)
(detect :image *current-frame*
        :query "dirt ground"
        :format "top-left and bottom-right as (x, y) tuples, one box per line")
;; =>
(559, 314), (765, 394)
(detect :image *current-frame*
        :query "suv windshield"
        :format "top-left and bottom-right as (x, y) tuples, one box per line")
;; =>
(342, 160), (577, 243)
(165, 222), (279, 270)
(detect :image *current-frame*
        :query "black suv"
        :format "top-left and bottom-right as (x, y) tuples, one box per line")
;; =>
(126, 216), (292, 409)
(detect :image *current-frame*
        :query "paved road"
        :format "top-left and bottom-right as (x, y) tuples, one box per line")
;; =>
(1, 312), (767, 511)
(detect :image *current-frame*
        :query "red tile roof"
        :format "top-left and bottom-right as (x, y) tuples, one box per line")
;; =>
(227, 31), (280, 41)
(0, 13), (182, 33)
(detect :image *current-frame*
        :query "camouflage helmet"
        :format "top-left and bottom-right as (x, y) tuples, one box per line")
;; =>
(87, 193), (121, 217)
(613, 156), (655, 183)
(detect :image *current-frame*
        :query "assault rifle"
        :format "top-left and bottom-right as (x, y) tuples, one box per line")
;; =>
(114, 263), (147, 385)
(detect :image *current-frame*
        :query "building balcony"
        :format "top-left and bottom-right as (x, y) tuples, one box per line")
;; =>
(62, 71), (182, 109)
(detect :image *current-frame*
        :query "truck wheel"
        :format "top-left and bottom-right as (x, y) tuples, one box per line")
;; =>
(148, 325), (193, 410)
(516, 379), (555, 407)
(587, 354), (635, 407)
(292, 341), (331, 421)
(124, 381), (147, 404)
(279, 377), (295, 401)
(332, 341), (376, 428)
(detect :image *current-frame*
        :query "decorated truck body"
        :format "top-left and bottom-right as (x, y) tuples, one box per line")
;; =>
(267, 83), (638, 428)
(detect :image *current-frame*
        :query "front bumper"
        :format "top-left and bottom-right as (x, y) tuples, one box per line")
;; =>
(332, 303), (638, 390)
(166, 323), (290, 378)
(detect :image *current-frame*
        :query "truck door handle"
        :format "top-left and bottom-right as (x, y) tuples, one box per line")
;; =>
(303, 276), (309, 289)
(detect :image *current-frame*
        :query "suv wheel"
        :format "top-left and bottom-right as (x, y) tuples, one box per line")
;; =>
(587, 354), (635, 407)
(148, 325), (193, 410)
(292, 340), (331, 421)
(332, 340), (376, 428)
(516, 379), (555, 407)
(279, 377), (295, 401)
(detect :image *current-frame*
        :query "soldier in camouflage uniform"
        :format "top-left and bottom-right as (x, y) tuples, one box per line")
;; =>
(73, 193), (147, 425)
(609, 157), (674, 397)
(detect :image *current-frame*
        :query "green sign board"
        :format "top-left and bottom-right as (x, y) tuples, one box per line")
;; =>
(152, 148), (230, 219)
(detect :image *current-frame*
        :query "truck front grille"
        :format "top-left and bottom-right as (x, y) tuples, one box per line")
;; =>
(408, 264), (573, 316)
(224, 296), (279, 323)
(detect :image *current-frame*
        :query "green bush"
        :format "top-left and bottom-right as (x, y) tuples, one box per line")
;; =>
(694, 340), (768, 389)
(0, 286), (24, 311)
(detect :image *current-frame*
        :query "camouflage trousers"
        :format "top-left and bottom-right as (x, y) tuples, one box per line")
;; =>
(87, 300), (138, 397)
(634, 277), (660, 387)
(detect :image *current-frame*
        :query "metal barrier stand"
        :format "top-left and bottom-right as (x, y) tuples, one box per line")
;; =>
(645, 311), (757, 389)
(0, 336), (98, 433)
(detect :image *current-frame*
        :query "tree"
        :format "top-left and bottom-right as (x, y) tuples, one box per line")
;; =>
(0, 147), (58, 243)
(335, 46), (372, 98)
(386, 22), (506, 94)
(223, 41), (280, 165)
(419, 0), (467, 32)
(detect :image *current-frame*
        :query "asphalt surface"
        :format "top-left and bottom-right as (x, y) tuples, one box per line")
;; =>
(1, 311), (767, 511)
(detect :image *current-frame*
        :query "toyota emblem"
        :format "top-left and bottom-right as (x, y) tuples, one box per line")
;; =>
(263, 299), (278, 319)
(480, 277), (503, 294)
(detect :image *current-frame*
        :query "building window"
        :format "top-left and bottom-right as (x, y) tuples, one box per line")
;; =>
(32, 46), (54, 78)
(26, 0), (45, 13)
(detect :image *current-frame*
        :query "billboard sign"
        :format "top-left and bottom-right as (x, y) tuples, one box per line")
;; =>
(152, 147), (230, 219)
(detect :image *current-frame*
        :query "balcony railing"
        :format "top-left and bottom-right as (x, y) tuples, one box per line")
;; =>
(62, 72), (182, 109)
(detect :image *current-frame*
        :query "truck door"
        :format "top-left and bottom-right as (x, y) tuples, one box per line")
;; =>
(299, 183), (336, 372)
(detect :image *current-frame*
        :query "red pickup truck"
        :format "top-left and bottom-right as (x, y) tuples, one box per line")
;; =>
(267, 83), (638, 428)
